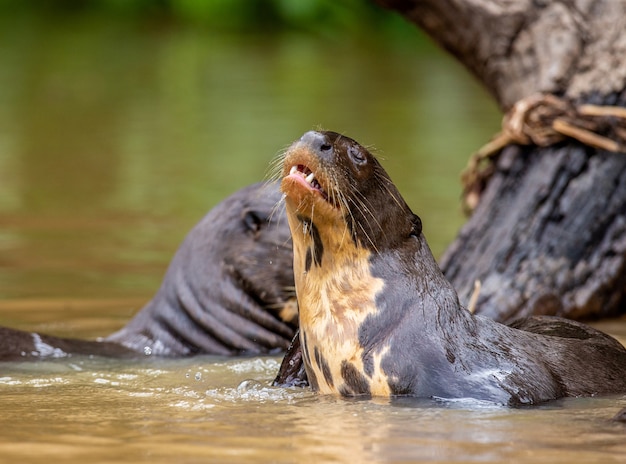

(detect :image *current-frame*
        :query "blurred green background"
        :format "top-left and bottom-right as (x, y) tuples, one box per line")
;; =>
(0, 0), (428, 35)
(0, 0), (500, 304)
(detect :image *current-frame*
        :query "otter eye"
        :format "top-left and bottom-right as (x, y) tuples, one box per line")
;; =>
(348, 146), (367, 165)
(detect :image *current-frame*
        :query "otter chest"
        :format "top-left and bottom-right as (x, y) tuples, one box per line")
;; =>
(295, 250), (392, 397)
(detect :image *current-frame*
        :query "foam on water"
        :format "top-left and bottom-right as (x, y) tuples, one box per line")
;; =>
(205, 380), (311, 404)
(226, 358), (281, 374)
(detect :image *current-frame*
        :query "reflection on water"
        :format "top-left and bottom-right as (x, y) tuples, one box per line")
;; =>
(1, 13), (625, 464)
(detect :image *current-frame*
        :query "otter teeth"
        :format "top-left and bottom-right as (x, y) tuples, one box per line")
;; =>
(289, 164), (327, 199)
(289, 165), (316, 185)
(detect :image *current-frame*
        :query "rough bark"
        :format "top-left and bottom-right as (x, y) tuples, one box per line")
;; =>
(376, 0), (626, 321)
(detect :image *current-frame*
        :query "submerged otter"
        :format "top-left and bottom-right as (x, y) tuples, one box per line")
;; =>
(278, 130), (626, 405)
(0, 183), (297, 361)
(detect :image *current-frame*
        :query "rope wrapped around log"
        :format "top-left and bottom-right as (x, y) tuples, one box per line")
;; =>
(462, 94), (626, 212)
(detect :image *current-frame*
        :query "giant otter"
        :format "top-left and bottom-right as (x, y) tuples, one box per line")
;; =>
(277, 130), (626, 405)
(0, 182), (297, 361)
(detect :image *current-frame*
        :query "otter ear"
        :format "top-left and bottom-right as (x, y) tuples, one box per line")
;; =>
(243, 210), (266, 233)
(410, 214), (422, 237)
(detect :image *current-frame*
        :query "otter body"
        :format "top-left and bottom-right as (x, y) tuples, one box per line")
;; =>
(0, 182), (297, 361)
(107, 182), (297, 357)
(280, 130), (626, 406)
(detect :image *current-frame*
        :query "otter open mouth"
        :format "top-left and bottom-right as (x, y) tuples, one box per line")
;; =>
(288, 165), (329, 201)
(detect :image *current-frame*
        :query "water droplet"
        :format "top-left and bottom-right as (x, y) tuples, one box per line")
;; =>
(195, 372), (202, 381)
(237, 379), (262, 393)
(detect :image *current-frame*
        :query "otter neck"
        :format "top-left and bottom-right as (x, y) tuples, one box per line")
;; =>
(285, 205), (391, 395)
(378, 231), (467, 330)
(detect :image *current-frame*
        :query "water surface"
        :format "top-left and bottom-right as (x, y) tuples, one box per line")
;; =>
(1, 353), (625, 463)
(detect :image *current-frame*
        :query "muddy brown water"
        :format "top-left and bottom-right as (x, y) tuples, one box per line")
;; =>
(0, 14), (625, 464)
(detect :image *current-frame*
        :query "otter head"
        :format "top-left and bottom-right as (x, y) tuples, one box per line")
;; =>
(279, 131), (422, 396)
(214, 182), (298, 327)
(281, 130), (421, 256)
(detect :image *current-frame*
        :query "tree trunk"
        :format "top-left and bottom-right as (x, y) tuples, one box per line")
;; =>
(376, 0), (626, 321)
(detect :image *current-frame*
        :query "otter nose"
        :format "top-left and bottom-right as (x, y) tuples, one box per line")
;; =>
(300, 131), (333, 156)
